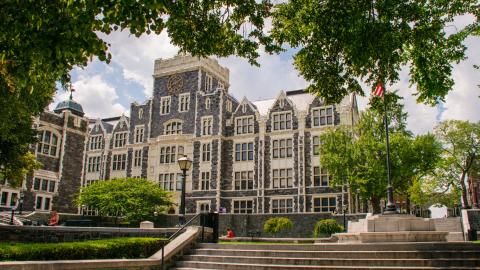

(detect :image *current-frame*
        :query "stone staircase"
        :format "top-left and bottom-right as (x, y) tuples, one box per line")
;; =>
(433, 217), (464, 242)
(171, 242), (480, 269)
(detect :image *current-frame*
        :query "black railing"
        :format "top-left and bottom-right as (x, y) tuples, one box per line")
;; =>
(161, 213), (218, 270)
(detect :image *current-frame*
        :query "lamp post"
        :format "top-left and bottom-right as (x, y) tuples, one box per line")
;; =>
(81, 204), (86, 219)
(177, 155), (192, 225)
(342, 205), (348, 232)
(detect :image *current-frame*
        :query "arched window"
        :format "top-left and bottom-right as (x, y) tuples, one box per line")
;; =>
(205, 98), (211, 109)
(164, 121), (182, 135)
(138, 108), (144, 119)
(37, 130), (59, 157)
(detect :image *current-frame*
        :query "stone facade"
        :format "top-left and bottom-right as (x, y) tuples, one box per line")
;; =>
(0, 54), (359, 216)
(0, 108), (89, 214)
(82, 54), (359, 215)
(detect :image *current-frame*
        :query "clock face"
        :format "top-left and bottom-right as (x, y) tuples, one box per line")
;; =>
(167, 74), (184, 93)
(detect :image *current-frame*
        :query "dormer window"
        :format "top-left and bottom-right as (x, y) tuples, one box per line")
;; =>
(89, 135), (103, 150)
(312, 106), (334, 127)
(114, 132), (127, 148)
(165, 121), (182, 135)
(236, 116), (254, 135)
(37, 130), (59, 157)
(272, 112), (292, 131)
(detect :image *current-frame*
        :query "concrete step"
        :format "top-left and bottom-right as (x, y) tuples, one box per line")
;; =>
(199, 243), (480, 251)
(191, 249), (480, 259)
(434, 218), (462, 232)
(173, 261), (480, 270)
(179, 255), (480, 267)
(446, 232), (465, 242)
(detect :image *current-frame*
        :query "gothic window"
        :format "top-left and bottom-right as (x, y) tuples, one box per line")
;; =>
(226, 100), (233, 112)
(197, 201), (211, 213)
(112, 154), (126, 170)
(160, 96), (171, 115)
(233, 200), (253, 214)
(165, 121), (182, 135)
(271, 198), (294, 213)
(205, 74), (213, 92)
(159, 146), (182, 164)
(234, 171), (254, 190)
(179, 93), (190, 112)
(200, 172), (210, 190)
(36, 130), (59, 157)
(205, 97), (211, 109)
(135, 126), (144, 143)
(114, 132), (127, 148)
(87, 156), (101, 172)
(158, 173), (177, 191)
(272, 138), (293, 159)
(89, 135), (103, 150)
(235, 116), (254, 134)
(33, 178), (57, 193)
(235, 142), (254, 161)
(134, 149), (142, 167)
(272, 168), (293, 188)
(138, 108), (144, 119)
(202, 116), (213, 136)
(202, 143), (211, 162)
(312, 136), (320, 156)
(313, 197), (337, 213)
(313, 166), (330, 187)
(272, 112), (292, 131)
(312, 106), (334, 127)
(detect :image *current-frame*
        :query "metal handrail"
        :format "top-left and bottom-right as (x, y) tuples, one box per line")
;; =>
(161, 213), (203, 270)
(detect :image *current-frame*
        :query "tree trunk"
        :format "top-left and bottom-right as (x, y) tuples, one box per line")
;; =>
(370, 196), (381, 214)
(406, 197), (411, 214)
(460, 171), (470, 209)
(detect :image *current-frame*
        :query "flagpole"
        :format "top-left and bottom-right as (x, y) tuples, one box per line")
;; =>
(382, 83), (397, 215)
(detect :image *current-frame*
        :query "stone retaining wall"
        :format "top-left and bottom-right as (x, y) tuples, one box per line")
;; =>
(0, 225), (176, 243)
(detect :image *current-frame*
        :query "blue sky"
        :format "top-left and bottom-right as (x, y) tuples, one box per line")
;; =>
(53, 21), (480, 135)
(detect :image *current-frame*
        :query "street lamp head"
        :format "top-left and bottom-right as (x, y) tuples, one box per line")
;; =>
(177, 155), (192, 171)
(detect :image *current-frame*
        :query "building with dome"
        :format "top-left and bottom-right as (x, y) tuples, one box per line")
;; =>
(0, 94), (89, 213)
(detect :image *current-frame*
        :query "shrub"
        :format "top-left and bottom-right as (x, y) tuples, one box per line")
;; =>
(313, 219), (344, 237)
(263, 217), (293, 235)
(0, 237), (165, 261)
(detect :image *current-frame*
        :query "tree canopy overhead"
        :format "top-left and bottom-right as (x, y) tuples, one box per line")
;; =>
(0, 0), (279, 186)
(271, 0), (479, 105)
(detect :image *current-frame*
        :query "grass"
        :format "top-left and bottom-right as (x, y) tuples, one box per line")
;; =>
(219, 241), (301, 245)
(0, 237), (166, 261)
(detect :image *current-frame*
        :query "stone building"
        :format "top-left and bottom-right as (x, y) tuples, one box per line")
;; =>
(84, 54), (359, 215)
(0, 54), (359, 215)
(0, 95), (89, 213)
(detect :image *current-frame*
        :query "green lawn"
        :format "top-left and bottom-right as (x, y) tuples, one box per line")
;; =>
(219, 241), (301, 245)
(0, 237), (166, 261)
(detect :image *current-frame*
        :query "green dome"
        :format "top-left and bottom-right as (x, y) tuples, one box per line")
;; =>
(54, 98), (84, 117)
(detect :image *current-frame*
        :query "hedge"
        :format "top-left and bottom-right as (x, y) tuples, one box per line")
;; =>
(0, 237), (165, 261)
(313, 219), (344, 237)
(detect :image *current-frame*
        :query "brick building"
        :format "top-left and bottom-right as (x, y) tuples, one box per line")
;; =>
(1, 54), (359, 215)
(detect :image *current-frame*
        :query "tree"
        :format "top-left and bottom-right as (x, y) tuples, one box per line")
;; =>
(320, 94), (441, 213)
(77, 178), (173, 223)
(263, 217), (293, 236)
(434, 120), (480, 208)
(313, 219), (344, 237)
(1, 0), (280, 186)
(271, 0), (478, 105)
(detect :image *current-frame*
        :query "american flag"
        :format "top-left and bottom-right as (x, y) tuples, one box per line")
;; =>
(373, 83), (384, 97)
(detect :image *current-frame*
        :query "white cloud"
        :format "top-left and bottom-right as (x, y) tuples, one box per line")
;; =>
(101, 30), (178, 97)
(52, 75), (126, 119)
(440, 37), (480, 123)
(219, 51), (308, 101)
